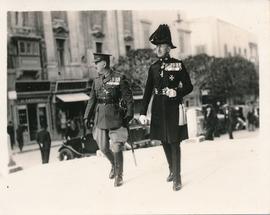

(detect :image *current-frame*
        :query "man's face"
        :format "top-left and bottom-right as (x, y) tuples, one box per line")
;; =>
(155, 44), (171, 58)
(95, 60), (106, 76)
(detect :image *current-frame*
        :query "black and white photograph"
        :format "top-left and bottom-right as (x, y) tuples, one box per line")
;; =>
(1, 0), (270, 214)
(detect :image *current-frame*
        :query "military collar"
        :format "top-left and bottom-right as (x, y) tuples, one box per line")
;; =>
(159, 55), (171, 63)
(102, 69), (113, 83)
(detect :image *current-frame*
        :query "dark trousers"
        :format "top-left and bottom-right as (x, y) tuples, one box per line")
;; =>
(162, 142), (181, 183)
(17, 140), (24, 152)
(227, 123), (234, 139)
(40, 148), (50, 164)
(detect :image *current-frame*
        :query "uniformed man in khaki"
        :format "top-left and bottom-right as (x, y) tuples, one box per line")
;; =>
(139, 24), (193, 191)
(84, 53), (134, 187)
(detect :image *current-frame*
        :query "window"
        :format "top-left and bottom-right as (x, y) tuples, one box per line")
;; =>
(238, 47), (242, 55)
(141, 21), (151, 48)
(18, 40), (40, 56)
(224, 44), (228, 57)
(15, 12), (19, 25)
(179, 33), (184, 53)
(56, 39), (65, 67)
(96, 42), (103, 53)
(195, 45), (206, 54)
(125, 45), (131, 54)
(22, 12), (29, 26)
(122, 11), (133, 34)
(244, 48), (247, 57)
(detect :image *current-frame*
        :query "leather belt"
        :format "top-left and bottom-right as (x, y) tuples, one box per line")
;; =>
(97, 98), (118, 104)
(154, 88), (168, 95)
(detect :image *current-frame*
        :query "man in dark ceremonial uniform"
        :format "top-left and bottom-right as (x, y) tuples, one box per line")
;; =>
(139, 24), (193, 191)
(84, 53), (134, 187)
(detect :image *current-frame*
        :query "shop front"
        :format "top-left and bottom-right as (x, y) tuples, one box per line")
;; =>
(14, 81), (52, 144)
(52, 80), (91, 140)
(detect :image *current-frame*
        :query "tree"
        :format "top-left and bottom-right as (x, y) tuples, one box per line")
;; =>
(209, 56), (259, 103)
(113, 49), (157, 87)
(183, 54), (258, 104)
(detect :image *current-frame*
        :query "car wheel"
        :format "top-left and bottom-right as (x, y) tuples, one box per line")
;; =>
(59, 148), (74, 161)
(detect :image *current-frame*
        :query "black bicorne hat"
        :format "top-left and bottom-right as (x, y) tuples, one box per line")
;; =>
(149, 24), (176, 49)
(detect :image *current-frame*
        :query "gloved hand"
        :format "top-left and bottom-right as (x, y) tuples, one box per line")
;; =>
(139, 115), (147, 125)
(166, 88), (177, 98)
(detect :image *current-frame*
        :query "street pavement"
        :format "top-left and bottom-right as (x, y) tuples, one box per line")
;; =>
(0, 129), (269, 215)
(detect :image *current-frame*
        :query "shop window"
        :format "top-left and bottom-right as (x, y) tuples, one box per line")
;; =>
(18, 107), (27, 125)
(38, 105), (48, 129)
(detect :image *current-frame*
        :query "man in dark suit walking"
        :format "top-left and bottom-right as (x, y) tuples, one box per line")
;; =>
(139, 24), (193, 191)
(84, 53), (134, 187)
(36, 122), (51, 164)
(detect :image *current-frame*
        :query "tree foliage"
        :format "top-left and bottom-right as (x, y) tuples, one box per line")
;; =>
(113, 49), (157, 87)
(183, 54), (259, 102)
(113, 50), (259, 103)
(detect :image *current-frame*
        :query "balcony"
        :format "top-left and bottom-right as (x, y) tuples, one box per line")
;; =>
(9, 26), (42, 39)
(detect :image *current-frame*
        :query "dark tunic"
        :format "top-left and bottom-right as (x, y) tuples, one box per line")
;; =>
(140, 56), (193, 143)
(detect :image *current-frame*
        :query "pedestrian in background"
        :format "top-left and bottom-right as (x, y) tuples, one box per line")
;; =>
(247, 107), (256, 131)
(16, 124), (24, 152)
(65, 119), (79, 140)
(7, 121), (15, 150)
(204, 104), (216, 141)
(139, 24), (193, 191)
(36, 122), (51, 164)
(224, 105), (235, 139)
(84, 53), (134, 187)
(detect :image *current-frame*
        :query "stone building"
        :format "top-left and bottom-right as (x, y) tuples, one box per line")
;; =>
(7, 11), (154, 143)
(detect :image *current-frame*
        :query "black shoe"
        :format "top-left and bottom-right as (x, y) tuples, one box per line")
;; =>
(167, 172), (174, 182)
(114, 175), (123, 187)
(109, 166), (115, 179)
(173, 182), (182, 191)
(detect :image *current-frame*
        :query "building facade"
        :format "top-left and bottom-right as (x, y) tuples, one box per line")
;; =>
(7, 11), (155, 143)
(7, 10), (194, 144)
(189, 17), (258, 64)
(187, 17), (259, 106)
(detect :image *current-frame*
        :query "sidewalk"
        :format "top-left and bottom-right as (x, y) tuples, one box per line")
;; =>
(12, 140), (63, 154)
(13, 128), (259, 154)
(1, 128), (268, 215)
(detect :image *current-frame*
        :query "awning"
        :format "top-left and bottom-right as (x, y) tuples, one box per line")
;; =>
(56, 93), (89, 102)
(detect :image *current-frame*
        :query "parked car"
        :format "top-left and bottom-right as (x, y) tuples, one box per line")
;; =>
(58, 133), (99, 161)
(58, 118), (151, 161)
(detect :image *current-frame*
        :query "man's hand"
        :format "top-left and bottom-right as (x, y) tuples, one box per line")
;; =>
(124, 115), (133, 125)
(139, 115), (147, 125)
(166, 88), (177, 98)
